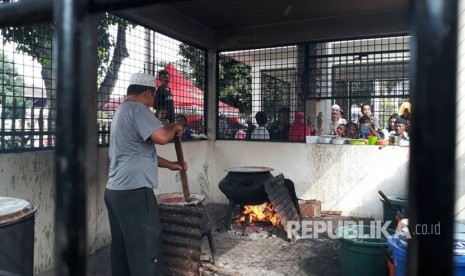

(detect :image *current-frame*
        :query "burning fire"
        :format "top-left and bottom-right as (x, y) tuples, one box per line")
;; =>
(239, 202), (281, 226)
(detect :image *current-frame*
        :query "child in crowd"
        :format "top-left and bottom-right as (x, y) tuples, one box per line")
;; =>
(335, 124), (346, 137)
(155, 107), (170, 126)
(175, 114), (192, 140)
(345, 122), (358, 139)
(358, 116), (381, 140)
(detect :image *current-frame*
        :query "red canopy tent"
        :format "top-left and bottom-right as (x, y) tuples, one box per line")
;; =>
(160, 63), (239, 115)
(157, 63), (204, 108)
(102, 63), (240, 118)
(101, 96), (125, 111)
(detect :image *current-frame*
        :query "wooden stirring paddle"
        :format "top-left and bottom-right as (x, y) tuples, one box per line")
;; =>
(174, 136), (191, 202)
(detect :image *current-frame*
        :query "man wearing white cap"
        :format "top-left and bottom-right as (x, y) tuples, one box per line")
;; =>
(105, 73), (185, 276)
(325, 104), (347, 135)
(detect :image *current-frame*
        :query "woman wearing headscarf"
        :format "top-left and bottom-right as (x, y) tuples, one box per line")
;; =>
(398, 102), (411, 134)
(289, 112), (311, 141)
(398, 102), (411, 121)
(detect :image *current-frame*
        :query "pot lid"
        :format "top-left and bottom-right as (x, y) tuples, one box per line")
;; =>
(224, 166), (274, 173)
(0, 197), (36, 225)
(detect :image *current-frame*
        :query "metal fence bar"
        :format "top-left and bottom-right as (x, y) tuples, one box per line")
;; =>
(408, 0), (458, 275)
(54, 0), (97, 274)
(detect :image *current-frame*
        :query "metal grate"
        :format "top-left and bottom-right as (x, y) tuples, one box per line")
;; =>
(309, 36), (410, 128)
(217, 35), (411, 141)
(0, 23), (55, 152)
(97, 20), (207, 146)
(0, 15), (207, 153)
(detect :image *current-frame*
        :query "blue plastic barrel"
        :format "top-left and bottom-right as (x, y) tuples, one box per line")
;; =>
(454, 223), (465, 276)
(387, 235), (407, 276)
(455, 255), (465, 276)
(388, 233), (465, 276)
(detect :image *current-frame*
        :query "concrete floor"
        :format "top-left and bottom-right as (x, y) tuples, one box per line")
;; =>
(39, 203), (352, 276)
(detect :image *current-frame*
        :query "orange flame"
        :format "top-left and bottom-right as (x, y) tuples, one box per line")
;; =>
(239, 202), (281, 226)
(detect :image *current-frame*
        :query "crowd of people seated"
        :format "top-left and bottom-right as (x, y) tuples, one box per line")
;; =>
(159, 101), (411, 143)
(229, 102), (411, 143)
(316, 102), (411, 142)
(227, 107), (311, 141)
(154, 110), (207, 140)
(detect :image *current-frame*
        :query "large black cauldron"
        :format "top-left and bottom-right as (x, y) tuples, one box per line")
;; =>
(219, 166), (274, 205)
(218, 166), (274, 229)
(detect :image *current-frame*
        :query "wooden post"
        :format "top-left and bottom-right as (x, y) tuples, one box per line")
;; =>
(174, 136), (190, 202)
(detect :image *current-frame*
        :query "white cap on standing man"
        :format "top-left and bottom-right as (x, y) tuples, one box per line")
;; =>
(129, 73), (156, 88)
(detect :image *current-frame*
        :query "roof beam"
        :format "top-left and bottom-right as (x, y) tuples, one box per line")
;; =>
(118, 4), (215, 49)
(215, 9), (409, 50)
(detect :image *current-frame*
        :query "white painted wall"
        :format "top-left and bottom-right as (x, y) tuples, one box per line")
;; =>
(0, 150), (112, 273)
(0, 151), (55, 273)
(0, 141), (409, 273)
(206, 141), (408, 219)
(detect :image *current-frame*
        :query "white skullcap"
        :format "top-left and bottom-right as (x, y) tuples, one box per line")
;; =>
(129, 73), (156, 88)
(331, 104), (341, 111)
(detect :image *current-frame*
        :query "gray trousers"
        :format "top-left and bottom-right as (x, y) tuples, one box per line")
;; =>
(104, 187), (163, 276)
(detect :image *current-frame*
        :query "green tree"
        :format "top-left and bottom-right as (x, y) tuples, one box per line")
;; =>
(0, 3), (130, 111)
(218, 56), (252, 116)
(0, 51), (25, 119)
(178, 44), (252, 116)
(178, 43), (205, 89)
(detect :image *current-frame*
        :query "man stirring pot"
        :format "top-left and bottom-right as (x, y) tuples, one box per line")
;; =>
(105, 73), (186, 276)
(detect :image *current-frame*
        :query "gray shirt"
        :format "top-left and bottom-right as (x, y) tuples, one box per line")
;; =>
(106, 101), (163, 190)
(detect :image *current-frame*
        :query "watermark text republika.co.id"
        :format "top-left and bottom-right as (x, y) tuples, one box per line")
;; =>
(286, 220), (441, 240)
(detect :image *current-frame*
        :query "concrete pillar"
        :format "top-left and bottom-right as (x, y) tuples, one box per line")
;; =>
(207, 49), (217, 140)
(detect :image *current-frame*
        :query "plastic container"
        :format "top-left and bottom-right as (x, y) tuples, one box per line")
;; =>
(0, 197), (37, 275)
(454, 223), (465, 275)
(306, 136), (319, 144)
(335, 225), (392, 276)
(332, 138), (348, 145)
(387, 235), (407, 276)
(347, 139), (368, 145)
(318, 136), (333, 144)
(388, 225), (465, 276)
(368, 136), (378, 145)
(377, 139), (390, 146)
(456, 255), (465, 276)
(380, 195), (407, 230)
